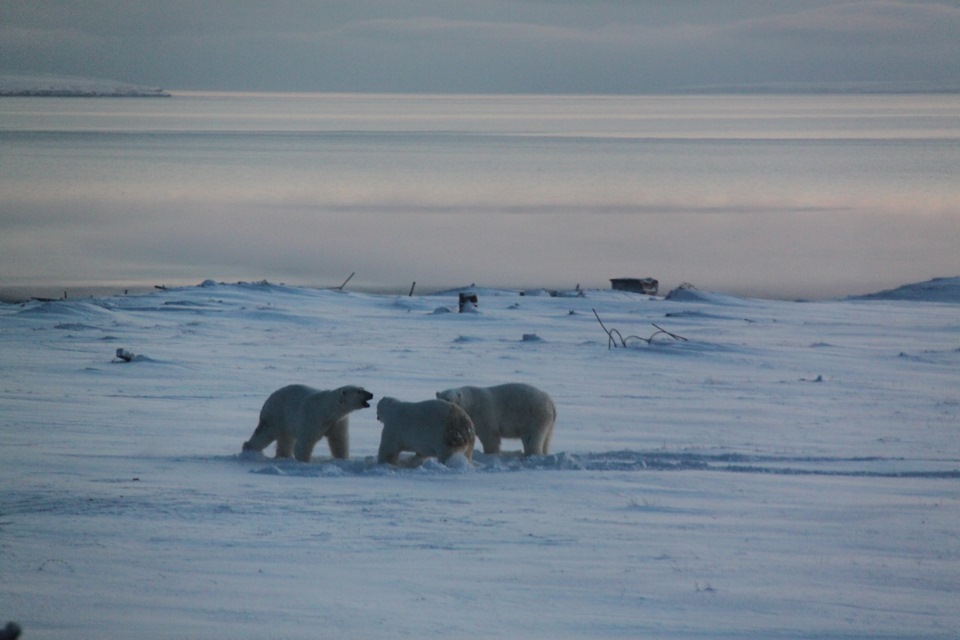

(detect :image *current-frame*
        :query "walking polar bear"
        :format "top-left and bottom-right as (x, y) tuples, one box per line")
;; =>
(436, 383), (556, 456)
(242, 384), (373, 462)
(376, 397), (475, 465)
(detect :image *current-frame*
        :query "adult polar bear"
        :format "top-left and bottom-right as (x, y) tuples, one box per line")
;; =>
(436, 383), (556, 456)
(376, 397), (475, 465)
(242, 384), (373, 462)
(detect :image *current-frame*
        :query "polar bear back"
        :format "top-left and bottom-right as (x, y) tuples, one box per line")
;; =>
(436, 383), (555, 455)
(377, 397), (474, 464)
(261, 384), (324, 429)
(486, 383), (553, 436)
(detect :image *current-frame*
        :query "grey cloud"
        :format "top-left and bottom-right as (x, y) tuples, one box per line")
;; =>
(2, 1), (959, 92)
(730, 1), (960, 45)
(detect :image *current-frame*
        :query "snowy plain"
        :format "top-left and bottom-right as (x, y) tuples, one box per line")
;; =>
(1, 278), (958, 639)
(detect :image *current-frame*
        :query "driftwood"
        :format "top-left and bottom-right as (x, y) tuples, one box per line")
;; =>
(592, 309), (687, 349)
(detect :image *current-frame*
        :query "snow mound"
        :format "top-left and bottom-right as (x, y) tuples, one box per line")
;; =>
(664, 286), (749, 305)
(849, 277), (960, 303)
(15, 299), (115, 320)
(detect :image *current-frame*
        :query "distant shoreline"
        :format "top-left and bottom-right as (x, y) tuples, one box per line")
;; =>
(0, 90), (171, 98)
(0, 74), (170, 98)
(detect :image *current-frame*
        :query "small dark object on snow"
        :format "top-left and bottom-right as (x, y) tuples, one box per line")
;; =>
(459, 292), (479, 313)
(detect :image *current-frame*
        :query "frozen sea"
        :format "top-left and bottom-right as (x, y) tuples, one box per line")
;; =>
(1, 278), (958, 638)
(1, 92), (958, 301)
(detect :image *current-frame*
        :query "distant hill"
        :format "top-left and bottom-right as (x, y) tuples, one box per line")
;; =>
(0, 74), (170, 97)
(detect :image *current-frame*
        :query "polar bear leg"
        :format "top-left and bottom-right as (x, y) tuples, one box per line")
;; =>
(243, 418), (276, 453)
(522, 426), (552, 456)
(325, 418), (349, 459)
(293, 433), (321, 462)
(478, 431), (502, 454)
(377, 441), (399, 465)
(275, 432), (295, 458)
(541, 426), (554, 455)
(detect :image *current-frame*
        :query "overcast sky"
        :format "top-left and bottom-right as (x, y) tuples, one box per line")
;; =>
(2, 1), (959, 93)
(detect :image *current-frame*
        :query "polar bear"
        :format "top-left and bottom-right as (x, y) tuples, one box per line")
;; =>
(242, 384), (373, 462)
(436, 383), (555, 455)
(376, 397), (475, 466)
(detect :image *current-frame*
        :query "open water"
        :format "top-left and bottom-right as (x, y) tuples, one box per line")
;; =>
(1, 92), (958, 300)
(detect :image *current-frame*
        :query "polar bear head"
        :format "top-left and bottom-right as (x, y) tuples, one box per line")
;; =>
(435, 388), (463, 405)
(375, 396), (398, 422)
(340, 385), (374, 410)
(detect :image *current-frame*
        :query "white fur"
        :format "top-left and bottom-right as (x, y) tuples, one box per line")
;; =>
(242, 384), (373, 461)
(376, 397), (475, 465)
(436, 383), (555, 455)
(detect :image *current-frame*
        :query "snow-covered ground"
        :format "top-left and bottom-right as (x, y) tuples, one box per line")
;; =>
(1, 279), (957, 639)
(0, 74), (169, 97)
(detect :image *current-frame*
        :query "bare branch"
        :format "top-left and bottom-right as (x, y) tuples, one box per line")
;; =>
(593, 309), (687, 348)
(650, 323), (689, 342)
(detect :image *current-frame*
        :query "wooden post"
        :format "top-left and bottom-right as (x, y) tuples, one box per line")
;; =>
(337, 272), (355, 291)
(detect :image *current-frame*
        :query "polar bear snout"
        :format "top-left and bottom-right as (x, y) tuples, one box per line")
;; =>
(358, 388), (374, 408)
(344, 386), (374, 408)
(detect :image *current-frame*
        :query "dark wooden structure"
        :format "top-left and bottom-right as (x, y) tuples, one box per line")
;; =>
(610, 278), (658, 295)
